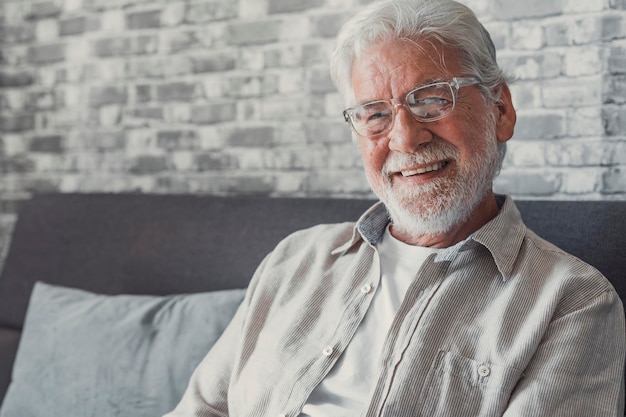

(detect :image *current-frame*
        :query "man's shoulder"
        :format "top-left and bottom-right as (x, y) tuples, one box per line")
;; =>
(518, 227), (617, 309)
(275, 221), (358, 252)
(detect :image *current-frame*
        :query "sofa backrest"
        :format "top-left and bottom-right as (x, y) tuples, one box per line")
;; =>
(0, 194), (624, 330)
(0, 194), (624, 405)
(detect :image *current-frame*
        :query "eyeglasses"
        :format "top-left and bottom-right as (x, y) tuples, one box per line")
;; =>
(343, 77), (481, 137)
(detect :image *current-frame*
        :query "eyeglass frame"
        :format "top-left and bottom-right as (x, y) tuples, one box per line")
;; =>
(342, 76), (481, 138)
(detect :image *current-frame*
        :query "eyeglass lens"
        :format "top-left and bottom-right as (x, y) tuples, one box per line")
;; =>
(350, 82), (456, 136)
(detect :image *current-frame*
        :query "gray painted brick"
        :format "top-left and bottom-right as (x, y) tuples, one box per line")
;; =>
(191, 102), (237, 124)
(603, 15), (626, 40)
(28, 43), (66, 64)
(27, 2), (62, 19)
(604, 74), (626, 104)
(493, 0), (562, 19)
(192, 53), (237, 73)
(29, 135), (64, 153)
(0, 71), (34, 87)
(135, 85), (152, 102)
(223, 175), (275, 194)
(312, 13), (349, 38)
(268, 0), (323, 14)
(514, 113), (565, 139)
(0, 114), (35, 132)
(2, 155), (36, 173)
(196, 151), (236, 170)
(603, 166), (626, 193)
(228, 21), (280, 45)
(186, 1), (237, 23)
(93, 36), (157, 57)
(227, 126), (275, 146)
(89, 86), (128, 107)
(309, 68), (335, 94)
(127, 10), (161, 30)
(60, 16), (99, 36)
(128, 155), (168, 174)
(1, 25), (35, 43)
(603, 106), (626, 136)
(156, 130), (199, 149)
(163, 31), (201, 53)
(156, 82), (199, 102)
(609, 47), (626, 74)
(128, 107), (163, 120)
(495, 171), (562, 196)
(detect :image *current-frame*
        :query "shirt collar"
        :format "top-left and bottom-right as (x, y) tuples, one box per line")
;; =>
(331, 195), (526, 281)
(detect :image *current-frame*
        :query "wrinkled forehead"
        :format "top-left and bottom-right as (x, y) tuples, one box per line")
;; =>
(350, 38), (465, 105)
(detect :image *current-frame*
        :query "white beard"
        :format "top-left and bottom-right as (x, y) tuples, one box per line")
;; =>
(369, 117), (501, 239)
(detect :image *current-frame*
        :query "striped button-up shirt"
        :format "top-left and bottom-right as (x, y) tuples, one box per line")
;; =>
(166, 195), (625, 417)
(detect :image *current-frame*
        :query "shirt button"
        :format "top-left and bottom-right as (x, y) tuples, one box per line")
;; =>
(322, 346), (333, 356)
(478, 365), (491, 377)
(360, 283), (373, 294)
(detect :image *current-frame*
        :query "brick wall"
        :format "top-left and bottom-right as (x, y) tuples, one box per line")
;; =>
(0, 0), (625, 254)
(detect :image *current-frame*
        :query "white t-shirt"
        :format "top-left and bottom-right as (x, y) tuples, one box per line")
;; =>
(300, 225), (439, 417)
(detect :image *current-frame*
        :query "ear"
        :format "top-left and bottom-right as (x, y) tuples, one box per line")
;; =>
(494, 84), (516, 143)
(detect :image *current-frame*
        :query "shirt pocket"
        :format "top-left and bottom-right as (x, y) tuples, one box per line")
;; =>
(419, 350), (523, 417)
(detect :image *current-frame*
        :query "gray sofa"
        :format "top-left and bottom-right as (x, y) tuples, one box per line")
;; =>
(0, 193), (624, 416)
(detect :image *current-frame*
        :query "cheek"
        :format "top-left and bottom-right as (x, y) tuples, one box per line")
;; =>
(359, 138), (388, 173)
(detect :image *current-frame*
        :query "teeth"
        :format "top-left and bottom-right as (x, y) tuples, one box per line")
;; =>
(401, 161), (446, 177)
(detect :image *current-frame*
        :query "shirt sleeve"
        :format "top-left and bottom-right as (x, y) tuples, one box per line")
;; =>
(504, 288), (626, 416)
(162, 254), (270, 417)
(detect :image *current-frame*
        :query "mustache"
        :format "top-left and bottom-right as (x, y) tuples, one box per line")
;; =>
(381, 140), (459, 175)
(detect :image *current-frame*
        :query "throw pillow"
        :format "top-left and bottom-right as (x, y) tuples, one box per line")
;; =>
(0, 282), (245, 417)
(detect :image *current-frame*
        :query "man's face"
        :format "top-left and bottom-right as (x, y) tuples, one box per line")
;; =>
(350, 39), (514, 246)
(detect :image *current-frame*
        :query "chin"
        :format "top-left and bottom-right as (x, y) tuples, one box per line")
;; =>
(376, 173), (493, 239)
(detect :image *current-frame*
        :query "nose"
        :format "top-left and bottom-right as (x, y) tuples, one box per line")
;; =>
(387, 105), (433, 153)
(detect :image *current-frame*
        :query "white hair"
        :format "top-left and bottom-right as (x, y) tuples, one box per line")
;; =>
(330, 0), (510, 173)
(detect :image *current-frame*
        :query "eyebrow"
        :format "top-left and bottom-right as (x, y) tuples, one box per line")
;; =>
(353, 77), (451, 107)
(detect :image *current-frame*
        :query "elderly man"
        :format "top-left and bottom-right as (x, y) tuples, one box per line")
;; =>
(165, 0), (625, 416)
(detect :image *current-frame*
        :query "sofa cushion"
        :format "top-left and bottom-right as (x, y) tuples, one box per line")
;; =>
(0, 282), (245, 417)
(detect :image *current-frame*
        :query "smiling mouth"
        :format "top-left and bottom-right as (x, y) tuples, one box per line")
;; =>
(400, 161), (449, 177)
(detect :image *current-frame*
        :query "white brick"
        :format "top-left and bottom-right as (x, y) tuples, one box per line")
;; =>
(510, 82), (542, 109)
(2, 134), (28, 155)
(562, 169), (601, 194)
(274, 172), (307, 194)
(63, 0), (84, 13)
(510, 21), (544, 50)
(277, 122), (308, 145)
(542, 77), (602, 108)
(36, 19), (59, 41)
(66, 38), (90, 63)
(563, 46), (602, 76)
(200, 75), (225, 99)
(544, 140), (606, 166)
(161, 2), (186, 27)
(99, 105), (122, 126)
(171, 151), (195, 171)
(570, 16), (603, 45)
(198, 126), (227, 149)
(562, 0), (607, 13)
(101, 10), (125, 32)
(279, 16), (310, 40)
(164, 103), (192, 123)
(278, 69), (305, 94)
(507, 141), (547, 167)
(63, 85), (84, 108)
(239, 0), (269, 19)
(3, 90), (27, 110)
(567, 107), (604, 136)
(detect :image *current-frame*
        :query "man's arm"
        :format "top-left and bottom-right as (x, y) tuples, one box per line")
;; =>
(505, 288), (625, 416)
(163, 254), (269, 417)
